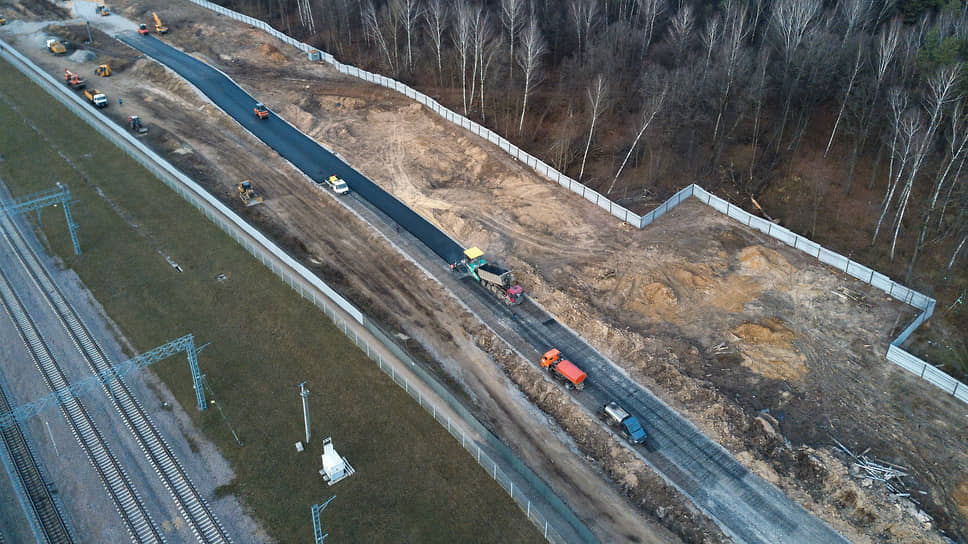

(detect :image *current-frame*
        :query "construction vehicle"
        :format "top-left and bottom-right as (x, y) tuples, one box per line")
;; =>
(127, 116), (148, 135)
(254, 102), (269, 119)
(0, 15), (7, 25)
(64, 69), (86, 90)
(602, 402), (647, 444)
(83, 88), (108, 108)
(46, 39), (67, 55)
(453, 247), (524, 304)
(320, 175), (348, 195)
(540, 348), (587, 390)
(95, 64), (111, 77)
(153, 12), (168, 34)
(138, 23), (149, 36)
(237, 181), (263, 207)
(95, 5), (110, 16)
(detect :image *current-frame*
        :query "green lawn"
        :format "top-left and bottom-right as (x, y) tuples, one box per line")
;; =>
(0, 59), (537, 543)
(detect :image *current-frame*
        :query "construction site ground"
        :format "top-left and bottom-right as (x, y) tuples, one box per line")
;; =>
(5, 0), (968, 542)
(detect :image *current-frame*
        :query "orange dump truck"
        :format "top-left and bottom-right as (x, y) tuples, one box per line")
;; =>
(540, 348), (587, 390)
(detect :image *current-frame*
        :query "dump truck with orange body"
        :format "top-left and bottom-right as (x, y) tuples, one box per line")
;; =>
(540, 348), (587, 390)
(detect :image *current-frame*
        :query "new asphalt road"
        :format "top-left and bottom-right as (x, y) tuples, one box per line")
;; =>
(118, 34), (465, 265)
(120, 32), (849, 544)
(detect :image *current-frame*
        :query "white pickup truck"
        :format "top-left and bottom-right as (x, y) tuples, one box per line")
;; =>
(320, 174), (348, 195)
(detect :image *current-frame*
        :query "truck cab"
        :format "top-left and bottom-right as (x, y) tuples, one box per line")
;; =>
(84, 89), (107, 108)
(540, 348), (587, 390)
(603, 401), (646, 444)
(323, 175), (349, 195)
(254, 103), (269, 119)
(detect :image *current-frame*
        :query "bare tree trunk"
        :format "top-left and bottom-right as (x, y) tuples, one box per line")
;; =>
(636, 0), (665, 58)
(364, 1), (396, 73)
(453, 1), (473, 114)
(950, 234), (968, 269)
(824, 44), (865, 157)
(579, 74), (608, 181)
(517, 17), (545, 134)
(769, 0), (821, 152)
(749, 49), (770, 187)
(610, 83), (667, 193)
(501, 0), (524, 88)
(424, 0), (449, 86)
(888, 66), (962, 261)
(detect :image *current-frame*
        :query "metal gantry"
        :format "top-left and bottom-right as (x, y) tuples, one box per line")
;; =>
(311, 495), (336, 544)
(0, 334), (209, 433)
(0, 184), (81, 255)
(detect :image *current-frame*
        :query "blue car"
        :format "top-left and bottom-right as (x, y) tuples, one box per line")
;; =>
(603, 401), (647, 445)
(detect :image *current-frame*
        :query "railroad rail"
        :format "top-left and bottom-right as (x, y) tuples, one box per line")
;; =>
(0, 232), (163, 543)
(0, 212), (232, 543)
(0, 380), (74, 544)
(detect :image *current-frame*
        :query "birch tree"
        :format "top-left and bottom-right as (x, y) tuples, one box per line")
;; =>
(770, 0), (821, 152)
(699, 14), (722, 87)
(888, 65), (962, 261)
(517, 17), (545, 134)
(845, 18), (900, 194)
(824, 43), (865, 157)
(635, 0), (665, 58)
(395, 0), (421, 72)
(453, 1), (474, 114)
(500, 0), (525, 87)
(873, 91), (916, 245)
(667, 2), (695, 67)
(569, 0), (599, 64)
(579, 74), (608, 181)
(424, 0), (449, 86)
(838, 0), (870, 47)
(469, 7), (494, 112)
(364, 1), (396, 73)
(610, 81), (668, 193)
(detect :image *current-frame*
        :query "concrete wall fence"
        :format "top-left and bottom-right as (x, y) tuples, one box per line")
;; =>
(182, 0), (965, 404)
(0, 38), (570, 543)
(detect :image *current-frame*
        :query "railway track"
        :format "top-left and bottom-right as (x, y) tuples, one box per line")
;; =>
(0, 215), (232, 543)
(0, 256), (163, 543)
(0, 379), (74, 544)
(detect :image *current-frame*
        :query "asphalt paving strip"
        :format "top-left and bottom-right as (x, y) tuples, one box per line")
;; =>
(117, 32), (849, 544)
(117, 33), (465, 266)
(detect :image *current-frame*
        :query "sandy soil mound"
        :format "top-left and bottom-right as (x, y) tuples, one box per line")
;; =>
(256, 43), (287, 63)
(737, 245), (795, 279)
(732, 318), (807, 381)
(955, 476), (968, 518)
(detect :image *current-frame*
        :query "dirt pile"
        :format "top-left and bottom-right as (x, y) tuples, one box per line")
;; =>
(731, 318), (807, 381)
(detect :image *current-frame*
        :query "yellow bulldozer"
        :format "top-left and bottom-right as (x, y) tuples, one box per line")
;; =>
(95, 64), (111, 77)
(237, 181), (263, 207)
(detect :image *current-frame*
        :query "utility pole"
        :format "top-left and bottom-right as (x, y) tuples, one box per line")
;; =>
(299, 382), (311, 446)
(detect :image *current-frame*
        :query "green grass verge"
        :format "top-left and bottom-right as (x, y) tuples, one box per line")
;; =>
(0, 59), (537, 543)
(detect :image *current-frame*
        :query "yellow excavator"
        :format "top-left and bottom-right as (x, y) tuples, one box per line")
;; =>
(153, 12), (168, 34)
(237, 181), (263, 207)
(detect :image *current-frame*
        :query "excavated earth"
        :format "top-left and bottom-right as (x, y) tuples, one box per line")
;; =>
(6, 0), (968, 542)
